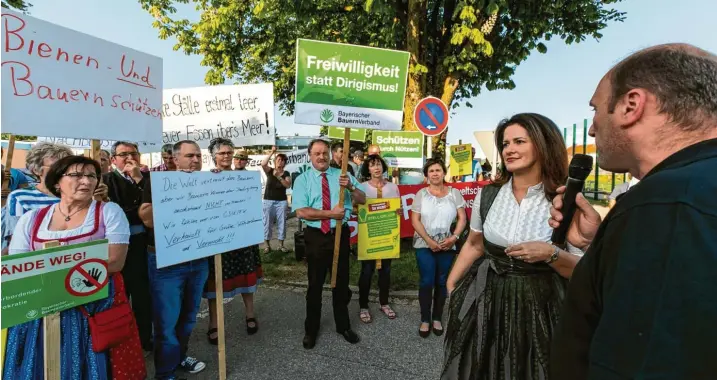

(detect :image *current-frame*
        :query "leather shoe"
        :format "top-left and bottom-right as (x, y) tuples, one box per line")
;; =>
(339, 329), (360, 344)
(302, 334), (316, 349)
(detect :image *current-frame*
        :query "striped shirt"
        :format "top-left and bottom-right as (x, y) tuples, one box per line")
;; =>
(2, 187), (58, 249)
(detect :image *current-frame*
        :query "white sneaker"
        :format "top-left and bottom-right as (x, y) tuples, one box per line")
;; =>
(179, 356), (206, 374)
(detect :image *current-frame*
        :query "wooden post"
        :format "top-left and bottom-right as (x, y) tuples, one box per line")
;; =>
(43, 241), (61, 380)
(330, 128), (351, 288)
(214, 255), (227, 380)
(426, 136), (432, 159)
(1, 135), (16, 207)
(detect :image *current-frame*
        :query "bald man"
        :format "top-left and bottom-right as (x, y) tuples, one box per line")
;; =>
(550, 44), (717, 379)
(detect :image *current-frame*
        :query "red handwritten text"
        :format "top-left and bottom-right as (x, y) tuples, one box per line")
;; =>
(119, 54), (156, 89)
(2, 12), (99, 69)
(3, 61), (104, 105)
(111, 94), (163, 118)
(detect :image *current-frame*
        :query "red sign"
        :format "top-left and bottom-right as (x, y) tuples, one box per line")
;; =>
(65, 258), (109, 297)
(349, 181), (488, 244)
(414, 96), (449, 137)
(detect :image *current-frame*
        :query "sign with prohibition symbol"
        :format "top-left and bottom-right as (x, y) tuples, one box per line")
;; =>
(65, 258), (109, 297)
(414, 96), (449, 137)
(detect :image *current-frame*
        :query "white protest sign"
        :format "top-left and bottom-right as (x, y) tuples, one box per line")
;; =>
(245, 149), (311, 195)
(37, 136), (161, 151)
(161, 83), (276, 149)
(150, 170), (263, 268)
(1, 10), (163, 144)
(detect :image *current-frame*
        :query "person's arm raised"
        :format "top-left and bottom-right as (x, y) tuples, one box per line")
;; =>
(262, 146), (276, 173)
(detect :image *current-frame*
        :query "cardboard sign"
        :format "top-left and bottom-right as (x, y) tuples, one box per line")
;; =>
(357, 198), (401, 260)
(161, 83), (275, 149)
(450, 144), (473, 176)
(371, 131), (424, 169)
(0, 240), (109, 329)
(150, 171), (264, 268)
(1, 10), (163, 144)
(294, 39), (409, 130)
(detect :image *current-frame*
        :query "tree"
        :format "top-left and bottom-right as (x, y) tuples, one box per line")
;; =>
(139, 0), (625, 155)
(1, 0), (31, 12)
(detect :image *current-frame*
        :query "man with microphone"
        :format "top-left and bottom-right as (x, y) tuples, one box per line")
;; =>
(549, 44), (717, 379)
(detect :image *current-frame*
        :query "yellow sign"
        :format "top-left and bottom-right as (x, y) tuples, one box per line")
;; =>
(450, 143), (473, 176)
(357, 198), (401, 261)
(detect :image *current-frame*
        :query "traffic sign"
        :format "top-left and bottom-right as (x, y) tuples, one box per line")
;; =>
(414, 97), (449, 136)
(65, 258), (109, 297)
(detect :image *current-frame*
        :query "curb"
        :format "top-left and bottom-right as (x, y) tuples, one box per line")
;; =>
(263, 278), (419, 301)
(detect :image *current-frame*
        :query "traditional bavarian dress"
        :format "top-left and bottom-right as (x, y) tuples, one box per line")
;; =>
(3, 201), (146, 380)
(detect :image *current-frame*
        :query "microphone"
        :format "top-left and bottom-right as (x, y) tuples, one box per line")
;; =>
(551, 154), (594, 247)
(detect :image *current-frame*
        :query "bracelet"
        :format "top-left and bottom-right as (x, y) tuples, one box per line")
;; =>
(545, 244), (560, 264)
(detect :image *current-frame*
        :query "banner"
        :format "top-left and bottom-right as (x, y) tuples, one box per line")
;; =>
(1, 10), (163, 144)
(294, 39), (409, 130)
(37, 136), (160, 151)
(348, 181), (487, 244)
(357, 198), (401, 260)
(327, 127), (367, 141)
(450, 144), (473, 176)
(150, 171), (264, 268)
(161, 83), (275, 149)
(1, 240), (110, 329)
(372, 131), (424, 169)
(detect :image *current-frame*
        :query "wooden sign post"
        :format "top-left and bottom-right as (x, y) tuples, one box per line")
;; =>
(214, 256), (227, 380)
(42, 241), (61, 380)
(1, 135), (16, 207)
(331, 128), (351, 288)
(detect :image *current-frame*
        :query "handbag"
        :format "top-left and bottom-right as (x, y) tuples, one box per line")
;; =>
(80, 302), (134, 352)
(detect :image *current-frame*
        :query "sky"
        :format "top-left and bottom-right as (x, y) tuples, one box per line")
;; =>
(23, 0), (717, 155)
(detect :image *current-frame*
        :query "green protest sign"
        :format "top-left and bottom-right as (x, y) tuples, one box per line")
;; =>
(327, 127), (367, 141)
(372, 131), (424, 169)
(294, 39), (410, 130)
(1, 240), (110, 328)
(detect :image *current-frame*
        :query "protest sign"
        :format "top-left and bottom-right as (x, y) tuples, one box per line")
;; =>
(1, 240), (109, 329)
(150, 171), (263, 268)
(161, 83), (275, 149)
(372, 131), (424, 168)
(294, 39), (410, 130)
(357, 198), (401, 260)
(327, 127), (367, 141)
(37, 136), (160, 151)
(450, 144), (473, 176)
(245, 149), (311, 194)
(1, 10), (163, 144)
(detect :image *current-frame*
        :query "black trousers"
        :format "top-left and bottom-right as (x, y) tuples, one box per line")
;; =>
(304, 225), (351, 335)
(358, 259), (392, 308)
(121, 233), (153, 348)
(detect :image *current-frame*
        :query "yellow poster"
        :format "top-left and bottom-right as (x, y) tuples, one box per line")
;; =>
(357, 198), (401, 261)
(450, 144), (473, 176)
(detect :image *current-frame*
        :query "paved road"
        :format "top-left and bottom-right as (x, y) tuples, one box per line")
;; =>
(144, 285), (443, 380)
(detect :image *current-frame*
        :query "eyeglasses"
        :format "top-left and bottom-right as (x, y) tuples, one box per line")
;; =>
(216, 152), (234, 156)
(114, 152), (140, 158)
(63, 172), (99, 180)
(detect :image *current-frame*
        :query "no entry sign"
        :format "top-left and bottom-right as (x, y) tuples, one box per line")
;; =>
(65, 258), (110, 297)
(414, 97), (449, 136)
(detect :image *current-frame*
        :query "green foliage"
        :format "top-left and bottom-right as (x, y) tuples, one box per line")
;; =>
(138, 0), (625, 119)
(1, 134), (36, 141)
(1, 0), (31, 12)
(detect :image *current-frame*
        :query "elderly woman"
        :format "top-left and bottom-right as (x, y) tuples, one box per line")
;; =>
(204, 138), (263, 344)
(2, 143), (109, 254)
(261, 146), (291, 253)
(4, 155), (144, 380)
(411, 158), (466, 338)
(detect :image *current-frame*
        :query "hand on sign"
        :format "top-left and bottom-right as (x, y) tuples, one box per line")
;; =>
(210, 168), (222, 174)
(395, 207), (404, 217)
(329, 205), (345, 220)
(339, 174), (352, 189)
(94, 182), (109, 202)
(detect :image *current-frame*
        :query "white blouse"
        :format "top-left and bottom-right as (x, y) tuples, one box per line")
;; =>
(9, 201), (131, 255)
(411, 187), (465, 249)
(469, 180), (583, 255)
(359, 181), (400, 199)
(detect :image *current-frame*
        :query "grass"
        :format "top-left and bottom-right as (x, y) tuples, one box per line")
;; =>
(261, 239), (421, 291)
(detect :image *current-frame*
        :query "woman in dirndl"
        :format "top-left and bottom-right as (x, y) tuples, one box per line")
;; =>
(442, 113), (586, 380)
(4, 155), (145, 379)
(203, 138), (263, 345)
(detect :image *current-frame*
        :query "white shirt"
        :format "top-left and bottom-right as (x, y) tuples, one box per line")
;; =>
(9, 201), (130, 255)
(359, 181), (400, 199)
(411, 187), (465, 249)
(469, 180), (583, 255)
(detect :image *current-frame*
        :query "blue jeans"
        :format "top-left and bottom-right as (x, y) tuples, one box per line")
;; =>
(415, 248), (455, 323)
(263, 200), (288, 241)
(147, 252), (209, 380)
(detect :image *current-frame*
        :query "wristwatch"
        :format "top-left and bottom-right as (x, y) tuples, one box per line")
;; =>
(545, 244), (560, 264)
(453, 234), (460, 241)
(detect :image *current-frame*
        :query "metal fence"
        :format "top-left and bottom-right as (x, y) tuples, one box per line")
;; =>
(563, 119), (628, 200)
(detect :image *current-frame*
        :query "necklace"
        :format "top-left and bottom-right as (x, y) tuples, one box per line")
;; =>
(57, 203), (89, 222)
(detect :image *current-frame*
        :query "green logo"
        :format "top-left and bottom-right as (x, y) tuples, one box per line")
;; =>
(358, 208), (368, 223)
(320, 109), (334, 123)
(26, 309), (38, 319)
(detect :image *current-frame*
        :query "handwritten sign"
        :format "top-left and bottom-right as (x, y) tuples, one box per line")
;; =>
(161, 83), (275, 149)
(1, 240), (109, 329)
(150, 170), (264, 268)
(37, 136), (160, 151)
(1, 10), (163, 143)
